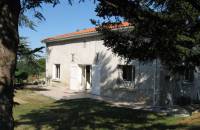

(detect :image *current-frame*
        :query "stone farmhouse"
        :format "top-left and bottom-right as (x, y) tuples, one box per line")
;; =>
(42, 22), (200, 106)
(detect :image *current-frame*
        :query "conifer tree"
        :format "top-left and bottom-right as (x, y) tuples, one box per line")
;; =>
(95, 0), (200, 75)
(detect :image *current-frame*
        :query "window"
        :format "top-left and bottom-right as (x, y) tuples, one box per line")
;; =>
(184, 68), (194, 82)
(118, 65), (135, 82)
(54, 64), (60, 79)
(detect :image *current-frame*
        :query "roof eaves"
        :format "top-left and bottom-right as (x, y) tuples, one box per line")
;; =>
(42, 26), (134, 44)
(42, 31), (100, 43)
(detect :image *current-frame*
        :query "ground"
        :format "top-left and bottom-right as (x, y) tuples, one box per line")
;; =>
(14, 88), (200, 130)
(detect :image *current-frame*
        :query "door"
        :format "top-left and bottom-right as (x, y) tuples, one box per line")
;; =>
(91, 65), (101, 95)
(70, 63), (84, 91)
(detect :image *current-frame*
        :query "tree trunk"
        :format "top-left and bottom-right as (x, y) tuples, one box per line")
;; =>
(0, 0), (20, 130)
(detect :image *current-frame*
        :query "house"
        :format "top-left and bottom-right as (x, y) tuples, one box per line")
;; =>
(42, 22), (200, 106)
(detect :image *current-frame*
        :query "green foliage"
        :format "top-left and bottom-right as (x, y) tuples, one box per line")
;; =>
(19, 0), (87, 28)
(15, 71), (28, 83)
(18, 37), (44, 58)
(15, 37), (45, 83)
(20, 0), (61, 22)
(19, 13), (36, 30)
(95, 0), (200, 74)
(37, 58), (46, 73)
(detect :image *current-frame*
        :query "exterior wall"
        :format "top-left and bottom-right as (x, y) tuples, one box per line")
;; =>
(99, 60), (160, 105)
(164, 71), (200, 105)
(45, 36), (160, 105)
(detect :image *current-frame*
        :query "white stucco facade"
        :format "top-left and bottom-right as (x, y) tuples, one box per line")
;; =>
(43, 30), (200, 106)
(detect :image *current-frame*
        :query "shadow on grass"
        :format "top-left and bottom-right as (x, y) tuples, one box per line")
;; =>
(15, 98), (200, 130)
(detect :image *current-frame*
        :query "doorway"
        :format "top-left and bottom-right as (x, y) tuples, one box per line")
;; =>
(81, 65), (92, 90)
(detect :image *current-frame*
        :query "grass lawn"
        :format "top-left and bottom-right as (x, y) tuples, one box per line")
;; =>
(14, 89), (200, 130)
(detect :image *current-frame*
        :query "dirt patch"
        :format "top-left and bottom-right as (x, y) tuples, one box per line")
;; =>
(178, 112), (200, 125)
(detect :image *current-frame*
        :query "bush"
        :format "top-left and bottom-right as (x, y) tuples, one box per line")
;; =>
(15, 71), (28, 83)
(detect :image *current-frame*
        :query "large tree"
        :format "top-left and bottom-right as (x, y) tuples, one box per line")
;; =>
(95, 0), (200, 75)
(0, 0), (78, 129)
(93, 0), (200, 106)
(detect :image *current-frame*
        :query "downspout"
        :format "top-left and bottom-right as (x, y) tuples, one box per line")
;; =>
(138, 61), (140, 88)
(45, 45), (47, 85)
(153, 59), (158, 106)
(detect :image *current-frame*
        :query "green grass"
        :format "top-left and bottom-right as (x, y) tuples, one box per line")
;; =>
(14, 89), (200, 130)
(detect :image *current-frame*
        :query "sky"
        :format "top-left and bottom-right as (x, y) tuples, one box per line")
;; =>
(19, 0), (99, 50)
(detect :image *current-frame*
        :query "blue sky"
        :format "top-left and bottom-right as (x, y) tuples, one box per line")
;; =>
(19, 0), (99, 50)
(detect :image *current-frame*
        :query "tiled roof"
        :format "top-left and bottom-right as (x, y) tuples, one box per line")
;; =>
(42, 22), (131, 43)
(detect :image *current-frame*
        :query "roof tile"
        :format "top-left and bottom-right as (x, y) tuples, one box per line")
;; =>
(43, 22), (131, 43)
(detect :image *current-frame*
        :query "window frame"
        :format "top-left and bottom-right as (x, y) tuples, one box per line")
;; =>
(118, 65), (135, 83)
(53, 64), (61, 80)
